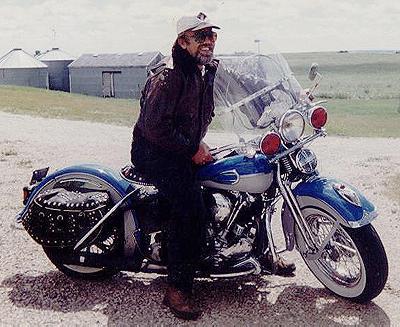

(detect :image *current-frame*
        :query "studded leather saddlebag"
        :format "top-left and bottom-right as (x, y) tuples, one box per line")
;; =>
(22, 188), (110, 247)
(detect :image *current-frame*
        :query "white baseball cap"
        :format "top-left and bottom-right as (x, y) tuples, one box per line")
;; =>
(176, 12), (220, 35)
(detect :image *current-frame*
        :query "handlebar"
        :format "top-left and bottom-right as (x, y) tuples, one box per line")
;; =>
(208, 129), (326, 162)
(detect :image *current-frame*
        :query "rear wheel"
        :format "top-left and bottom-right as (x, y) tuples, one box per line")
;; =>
(43, 224), (122, 280)
(295, 207), (388, 302)
(35, 173), (130, 280)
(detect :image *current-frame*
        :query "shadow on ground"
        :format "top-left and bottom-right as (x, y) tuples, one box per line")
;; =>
(1, 271), (390, 326)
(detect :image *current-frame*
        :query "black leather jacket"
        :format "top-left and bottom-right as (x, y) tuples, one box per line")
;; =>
(132, 44), (218, 159)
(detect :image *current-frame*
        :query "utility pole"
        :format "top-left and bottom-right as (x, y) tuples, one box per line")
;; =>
(254, 39), (261, 54)
(52, 28), (56, 46)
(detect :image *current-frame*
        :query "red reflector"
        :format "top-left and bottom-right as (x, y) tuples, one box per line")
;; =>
(260, 132), (281, 155)
(23, 186), (29, 204)
(310, 107), (328, 129)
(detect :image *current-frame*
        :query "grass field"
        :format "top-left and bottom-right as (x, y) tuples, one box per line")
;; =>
(322, 98), (399, 137)
(0, 51), (399, 137)
(0, 85), (140, 126)
(285, 51), (400, 100)
(284, 51), (400, 137)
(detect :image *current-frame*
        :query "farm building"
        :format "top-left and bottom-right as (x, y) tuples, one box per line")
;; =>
(0, 48), (48, 88)
(68, 51), (163, 99)
(37, 48), (75, 92)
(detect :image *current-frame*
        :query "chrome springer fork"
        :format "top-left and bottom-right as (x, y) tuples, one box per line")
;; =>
(260, 162), (320, 272)
(260, 193), (279, 273)
(275, 163), (320, 254)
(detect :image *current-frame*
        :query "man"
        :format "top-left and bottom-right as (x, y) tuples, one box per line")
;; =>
(131, 12), (295, 320)
(131, 12), (218, 320)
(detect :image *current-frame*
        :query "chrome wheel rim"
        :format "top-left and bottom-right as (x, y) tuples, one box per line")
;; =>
(305, 213), (362, 287)
(296, 207), (366, 298)
(63, 227), (119, 274)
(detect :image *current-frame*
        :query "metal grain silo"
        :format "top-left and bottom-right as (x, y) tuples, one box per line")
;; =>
(0, 48), (48, 88)
(37, 48), (75, 92)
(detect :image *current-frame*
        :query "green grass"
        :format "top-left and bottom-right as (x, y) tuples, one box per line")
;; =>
(325, 98), (400, 137)
(1, 85), (399, 137)
(0, 85), (139, 126)
(285, 51), (400, 137)
(285, 51), (400, 100)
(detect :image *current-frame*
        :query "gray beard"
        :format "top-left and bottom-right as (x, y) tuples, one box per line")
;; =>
(195, 52), (213, 65)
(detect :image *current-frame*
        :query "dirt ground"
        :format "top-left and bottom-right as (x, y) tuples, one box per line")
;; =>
(0, 111), (399, 326)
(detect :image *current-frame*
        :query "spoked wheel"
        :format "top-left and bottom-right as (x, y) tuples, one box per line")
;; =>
(43, 224), (122, 280)
(295, 207), (388, 303)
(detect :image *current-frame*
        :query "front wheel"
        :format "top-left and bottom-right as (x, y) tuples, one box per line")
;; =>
(295, 207), (388, 303)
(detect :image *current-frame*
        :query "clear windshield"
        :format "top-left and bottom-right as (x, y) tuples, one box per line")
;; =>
(213, 53), (303, 138)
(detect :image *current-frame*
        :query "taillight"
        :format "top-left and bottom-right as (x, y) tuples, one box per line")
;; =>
(309, 106), (328, 129)
(23, 186), (30, 205)
(260, 132), (281, 155)
(23, 185), (35, 205)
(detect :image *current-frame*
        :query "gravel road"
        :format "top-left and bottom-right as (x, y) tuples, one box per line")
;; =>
(0, 111), (399, 326)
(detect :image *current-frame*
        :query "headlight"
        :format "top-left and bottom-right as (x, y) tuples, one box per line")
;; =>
(279, 110), (305, 143)
(295, 148), (317, 174)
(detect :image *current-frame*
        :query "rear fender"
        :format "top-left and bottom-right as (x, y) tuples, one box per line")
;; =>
(20, 164), (132, 215)
(18, 164), (139, 257)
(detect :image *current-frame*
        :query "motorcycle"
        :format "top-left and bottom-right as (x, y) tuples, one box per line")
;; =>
(16, 52), (388, 303)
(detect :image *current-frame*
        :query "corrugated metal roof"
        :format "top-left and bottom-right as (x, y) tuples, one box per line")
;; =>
(0, 48), (48, 69)
(37, 48), (76, 61)
(68, 51), (162, 68)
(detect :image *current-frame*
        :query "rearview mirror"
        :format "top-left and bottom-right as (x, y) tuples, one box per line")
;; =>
(308, 63), (319, 81)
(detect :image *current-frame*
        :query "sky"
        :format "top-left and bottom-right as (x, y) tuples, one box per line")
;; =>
(0, 0), (398, 58)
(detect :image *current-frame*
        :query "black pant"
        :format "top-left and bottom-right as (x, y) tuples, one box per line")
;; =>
(131, 136), (205, 292)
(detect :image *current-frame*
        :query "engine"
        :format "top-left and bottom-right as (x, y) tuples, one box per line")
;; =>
(204, 191), (259, 265)
(145, 190), (259, 266)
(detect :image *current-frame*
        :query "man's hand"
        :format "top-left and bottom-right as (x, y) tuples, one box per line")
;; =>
(192, 141), (213, 165)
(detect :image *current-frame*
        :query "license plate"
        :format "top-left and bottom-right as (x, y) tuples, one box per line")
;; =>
(30, 167), (49, 185)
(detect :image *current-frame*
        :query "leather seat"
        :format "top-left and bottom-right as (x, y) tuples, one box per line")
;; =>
(120, 164), (156, 186)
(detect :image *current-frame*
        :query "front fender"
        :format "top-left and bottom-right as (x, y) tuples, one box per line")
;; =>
(292, 176), (378, 228)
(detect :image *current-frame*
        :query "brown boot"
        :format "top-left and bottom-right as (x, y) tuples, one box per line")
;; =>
(261, 253), (296, 277)
(163, 286), (202, 320)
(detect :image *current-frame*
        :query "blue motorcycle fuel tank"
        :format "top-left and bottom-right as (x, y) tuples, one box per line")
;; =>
(197, 154), (274, 193)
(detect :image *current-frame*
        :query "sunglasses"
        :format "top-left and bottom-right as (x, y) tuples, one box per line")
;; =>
(188, 29), (218, 43)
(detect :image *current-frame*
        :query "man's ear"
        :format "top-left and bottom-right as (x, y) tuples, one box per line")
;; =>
(177, 36), (188, 49)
